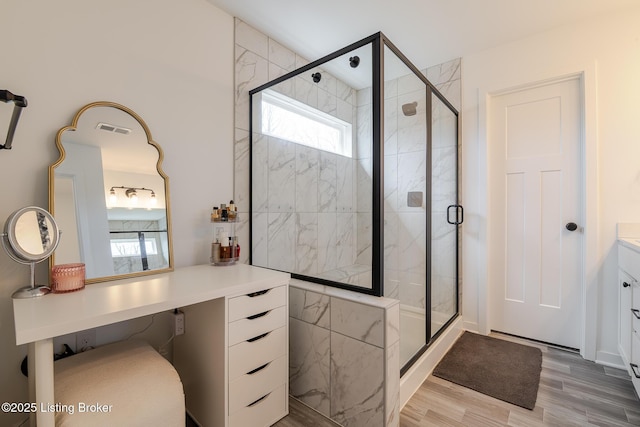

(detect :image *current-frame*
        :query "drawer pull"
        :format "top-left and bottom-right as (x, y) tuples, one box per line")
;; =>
(247, 362), (270, 375)
(632, 309), (640, 320)
(631, 363), (640, 379)
(247, 332), (270, 343)
(247, 289), (270, 298)
(247, 310), (270, 320)
(247, 392), (270, 407)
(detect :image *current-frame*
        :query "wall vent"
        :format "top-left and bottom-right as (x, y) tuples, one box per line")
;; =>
(96, 122), (131, 135)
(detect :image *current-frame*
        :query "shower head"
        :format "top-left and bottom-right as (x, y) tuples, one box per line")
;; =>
(312, 72), (322, 83)
(349, 56), (360, 68)
(402, 101), (418, 116)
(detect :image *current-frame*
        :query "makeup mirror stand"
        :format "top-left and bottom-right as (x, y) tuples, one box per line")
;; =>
(1, 236), (51, 298)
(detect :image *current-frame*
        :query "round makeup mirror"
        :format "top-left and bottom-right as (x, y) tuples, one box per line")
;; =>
(1, 206), (61, 298)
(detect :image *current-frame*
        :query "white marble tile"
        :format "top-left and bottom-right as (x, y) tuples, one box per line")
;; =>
(268, 38), (296, 72)
(289, 287), (330, 328)
(252, 132), (269, 212)
(356, 105), (372, 160)
(426, 58), (461, 87)
(235, 18), (268, 59)
(337, 80), (355, 104)
(319, 152), (337, 213)
(235, 47), (268, 132)
(234, 128), (250, 208)
(432, 100), (458, 149)
(295, 75), (318, 109)
(235, 214), (250, 265)
(316, 70), (337, 96)
(397, 91), (426, 154)
(336, 99), (353, 123)
(356, 87), (371, 107)
(336, 213), (355, 268)
(384, 78), (398, 99)
(383, 154), (398, 212)
(397, 151), (426, 212)
(318, 89), (338, 116)
(383, 210), (399, 275)
(268, 137), (296, 212)
(267, 212), (296, 271)
(336, 156), (354, 213)
(385, 302), (400, 347)
(385, 340), (400, 427)
(356, 212), (372, 266)
(331, 297), (384, 347)
(384, 97), (398, 155)
(269, 75), (295, 99)
(397, 71), (424, 96)
(251, 212), (268, 267)
(295, 54), (310, 68)
(330, 332), (384, 427)
(318, 213), (337, 273)
(296, 213), (318, 275)
(431, 146), (457, 214)
(295, 145), (319, 213)
(384, 273), (400, 300)
(290, 318), (331, 416)
(356, 158), (372, 213)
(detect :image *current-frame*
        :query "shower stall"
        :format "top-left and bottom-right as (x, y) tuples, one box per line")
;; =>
(249, 32), (461, 373)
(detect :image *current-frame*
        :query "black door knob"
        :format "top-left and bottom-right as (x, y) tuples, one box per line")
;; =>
(624, 282), (632, 288)
(566, 222), (578, 231)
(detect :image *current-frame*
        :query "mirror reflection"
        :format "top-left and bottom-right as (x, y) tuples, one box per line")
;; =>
(15, 210), (54, 256)
(50, 102), (173, 283)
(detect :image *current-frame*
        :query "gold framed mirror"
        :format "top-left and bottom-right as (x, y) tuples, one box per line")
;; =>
(49, 101), (173, 284)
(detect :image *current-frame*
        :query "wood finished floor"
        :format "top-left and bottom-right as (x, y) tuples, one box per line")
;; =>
(272, 333), (640, 426)
(401, 332), (640, 426)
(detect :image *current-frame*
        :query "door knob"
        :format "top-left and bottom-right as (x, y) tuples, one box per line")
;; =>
(566, 222), (578, 232)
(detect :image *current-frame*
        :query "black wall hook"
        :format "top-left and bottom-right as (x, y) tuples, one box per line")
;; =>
(1, 89), (28, 150)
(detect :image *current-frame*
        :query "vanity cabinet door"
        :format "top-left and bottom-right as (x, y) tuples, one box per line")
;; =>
(620, 269), (634, 370)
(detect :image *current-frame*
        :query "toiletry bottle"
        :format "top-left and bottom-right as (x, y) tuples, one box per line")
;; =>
(211, 206), (219, 222)
(212, 227), (222, 264)
(220, 229), (230, 259)
(221, 203), (228, 222)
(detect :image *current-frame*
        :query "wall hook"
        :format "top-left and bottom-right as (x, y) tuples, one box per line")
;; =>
(0, 89), (28, 150)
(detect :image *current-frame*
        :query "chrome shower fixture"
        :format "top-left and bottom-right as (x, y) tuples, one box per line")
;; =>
(312, 72), (322, 83)
(349, 56), (360, 68)
(402, 101), (418, 116)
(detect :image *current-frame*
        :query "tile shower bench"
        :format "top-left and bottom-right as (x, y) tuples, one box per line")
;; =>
(289, 279), (400, 427)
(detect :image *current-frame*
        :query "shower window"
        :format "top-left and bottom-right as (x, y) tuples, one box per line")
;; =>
(260, 90), (353, 157)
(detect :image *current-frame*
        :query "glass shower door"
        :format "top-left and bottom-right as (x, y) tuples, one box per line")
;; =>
(430, 92), (459, 339)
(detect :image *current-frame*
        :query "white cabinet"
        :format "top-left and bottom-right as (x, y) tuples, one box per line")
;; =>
(618, 243), (640, 394)
(174, 283), (289, 427)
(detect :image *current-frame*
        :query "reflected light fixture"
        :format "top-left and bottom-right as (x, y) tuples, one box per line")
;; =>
(109, 186), (156, 207)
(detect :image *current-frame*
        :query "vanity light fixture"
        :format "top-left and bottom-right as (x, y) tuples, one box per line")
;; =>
(0, 89), (28, 150)
(109, 186), (156, 207)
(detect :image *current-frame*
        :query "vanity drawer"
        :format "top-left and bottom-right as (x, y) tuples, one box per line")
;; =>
(229, 354), (287, 414)
(228, 285), (287, 322)
(228, 305), (286, 346)
(229, 382), (287, 427)
(631, 332), (640, 393)
(229, 326), (286, 379)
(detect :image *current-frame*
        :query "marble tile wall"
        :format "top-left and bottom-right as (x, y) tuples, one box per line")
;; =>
(236, 18), (375, 289)
(289, 281), (400, 427)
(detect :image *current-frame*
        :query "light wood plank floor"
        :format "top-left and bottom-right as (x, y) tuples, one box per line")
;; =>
(216, 332), (640, 426)
(401, 332), (640, 426)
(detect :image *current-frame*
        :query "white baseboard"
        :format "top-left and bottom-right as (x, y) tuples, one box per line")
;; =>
(596, 350), (625, 370)
(399, 317), (463, 409)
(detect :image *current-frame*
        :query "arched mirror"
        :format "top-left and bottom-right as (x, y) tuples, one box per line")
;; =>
(1, 206), (60, 298)
(49, 101), (173, 284)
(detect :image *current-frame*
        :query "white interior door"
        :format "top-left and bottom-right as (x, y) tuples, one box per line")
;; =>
(489, 76), (582, 349)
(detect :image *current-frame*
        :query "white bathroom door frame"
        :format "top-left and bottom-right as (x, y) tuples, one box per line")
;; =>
(477, 68), (599, 361)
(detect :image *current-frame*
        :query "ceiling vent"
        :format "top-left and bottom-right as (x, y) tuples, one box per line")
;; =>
(96, 122), (131, 135)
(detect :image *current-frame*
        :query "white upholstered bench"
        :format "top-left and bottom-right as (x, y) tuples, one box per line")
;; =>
(54, 340), (185, 426)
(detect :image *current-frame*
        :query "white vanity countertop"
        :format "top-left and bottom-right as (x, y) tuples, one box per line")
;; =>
(619, 238), (640, 253)
(13, 264), (290, 345)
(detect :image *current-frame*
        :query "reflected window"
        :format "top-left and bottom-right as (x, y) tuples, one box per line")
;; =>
(110, 238), (158, 258)
(261, 90), (352, 157)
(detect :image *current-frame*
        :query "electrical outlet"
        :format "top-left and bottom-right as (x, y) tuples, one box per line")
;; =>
(76, 329), (96, 352)
(173, 310), (185, 336)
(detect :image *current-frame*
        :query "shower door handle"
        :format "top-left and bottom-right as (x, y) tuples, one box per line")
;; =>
(447, 205), (464, 225)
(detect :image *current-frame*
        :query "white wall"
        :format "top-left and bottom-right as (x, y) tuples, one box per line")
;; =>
(462, 6), (640, 365)
(0, 1), (233, 424)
